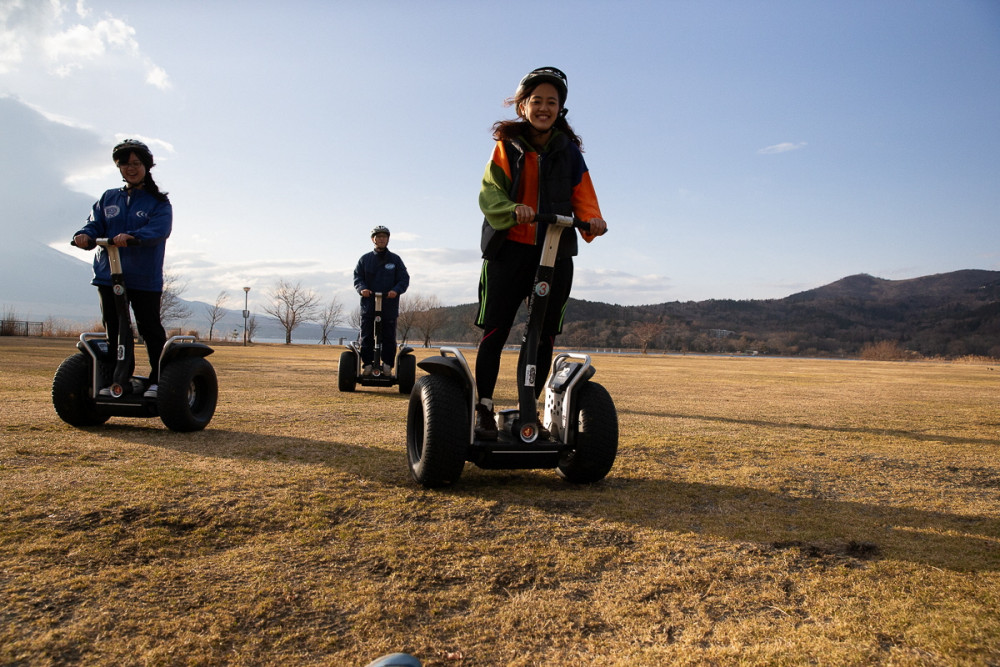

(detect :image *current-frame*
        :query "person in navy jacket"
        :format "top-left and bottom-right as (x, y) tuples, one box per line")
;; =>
(353, 226), (409, 375)
(73, 139), (171, 398)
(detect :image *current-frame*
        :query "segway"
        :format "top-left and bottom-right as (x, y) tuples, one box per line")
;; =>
(339, 292), (416, 394)
(52, 238), (218, 432)
(406, 214), (618, 487)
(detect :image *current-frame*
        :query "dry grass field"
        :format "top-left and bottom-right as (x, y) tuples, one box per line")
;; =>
(1, 337), (998, 666)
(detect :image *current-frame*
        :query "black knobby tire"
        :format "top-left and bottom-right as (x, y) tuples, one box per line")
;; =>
(558, 381), (618, 483)
(396, 353), (416, 395)
(338, 350), (357, 392)
(406, 375), (467, 487)
(52, 353), (109, 427)
(158, 357), (218, 432)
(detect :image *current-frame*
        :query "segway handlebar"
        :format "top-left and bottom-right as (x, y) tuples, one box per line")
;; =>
(528, 213), (592, 234)
(72, 237), (142, 250)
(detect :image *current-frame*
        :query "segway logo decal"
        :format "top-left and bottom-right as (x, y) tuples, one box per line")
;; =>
(385, 263), (395, 270)
(104, 205), (121, 218)
(525, 364), (536, 387)
(117, 344), (126, 361)
(535, 281), (550, 297)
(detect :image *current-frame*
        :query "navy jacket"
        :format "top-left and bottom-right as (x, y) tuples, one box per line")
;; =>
(354, 249), (409, 317)
(75, 187), (172, 292)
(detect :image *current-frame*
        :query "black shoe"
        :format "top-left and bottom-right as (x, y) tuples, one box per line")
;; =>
(474, 404), (498, 441)
(538, 423), (551, 440)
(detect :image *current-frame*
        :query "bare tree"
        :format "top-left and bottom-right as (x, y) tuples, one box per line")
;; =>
(263, 279), (322, 344)
(631, 321), (665, 354)
(160, 270), (192, 325)
(204, 291), (230, 341)
(246, 314), (259, 344)
(412, 294), (446, 347)
(348, 306), (362, 337)
(396, 293), (424, 346)
(318, 297), (345, 345)
(1, 305), (19, 336)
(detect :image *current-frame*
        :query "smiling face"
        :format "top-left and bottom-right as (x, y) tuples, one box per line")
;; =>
(116, 151), (147, 188)
(519, 82), (561, 134)
(372, 232), (389, 250)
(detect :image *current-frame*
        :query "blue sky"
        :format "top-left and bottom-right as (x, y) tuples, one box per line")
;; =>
(2, 0), (998, 313)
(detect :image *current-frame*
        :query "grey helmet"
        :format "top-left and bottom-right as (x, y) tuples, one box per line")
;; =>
(515, 66), (568, 107)
(371, 225), (390, 238)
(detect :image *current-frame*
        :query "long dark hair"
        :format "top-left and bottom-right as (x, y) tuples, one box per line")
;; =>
(113, 146), (170, 203)
(490, 85), (583, 149)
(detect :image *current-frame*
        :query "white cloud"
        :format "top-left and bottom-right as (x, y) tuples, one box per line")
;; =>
(0, 28), (22, 74)
(758, 142), (807, 155)
(1, 1), (166, 90)
(145, 63), (170, 90)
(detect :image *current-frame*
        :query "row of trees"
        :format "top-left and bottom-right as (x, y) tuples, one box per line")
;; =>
(168, 276), (452, 346)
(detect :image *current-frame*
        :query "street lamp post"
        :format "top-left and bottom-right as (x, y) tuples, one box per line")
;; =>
(242, 286), (250, 346)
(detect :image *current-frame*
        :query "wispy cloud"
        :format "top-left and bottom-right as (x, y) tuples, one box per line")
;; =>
(758, 142), (807, 155)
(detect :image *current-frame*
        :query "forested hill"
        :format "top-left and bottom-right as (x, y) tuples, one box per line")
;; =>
(422, 270), (1000, 358)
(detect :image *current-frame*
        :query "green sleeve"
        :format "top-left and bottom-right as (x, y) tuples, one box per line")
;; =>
(478, 160), (519, 231)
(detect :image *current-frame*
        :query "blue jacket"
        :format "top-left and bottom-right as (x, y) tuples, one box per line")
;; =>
(354, 249), (409, 317)
(75, 187), (172, 292)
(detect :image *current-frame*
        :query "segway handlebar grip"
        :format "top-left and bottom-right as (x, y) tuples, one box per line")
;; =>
(71, 237), (96, 250)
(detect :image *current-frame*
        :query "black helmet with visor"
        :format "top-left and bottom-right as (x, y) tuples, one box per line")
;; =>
(112, 139), (154, 168)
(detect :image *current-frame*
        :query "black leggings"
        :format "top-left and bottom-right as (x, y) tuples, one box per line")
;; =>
(98, 286), (167, 383)
(474, 245), (573, 401)
(476, 328), (554, 401)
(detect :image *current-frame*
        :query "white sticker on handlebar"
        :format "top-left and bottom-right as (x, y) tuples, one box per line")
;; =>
(535, 281), (550, 297)
(525, 364), (536, 387)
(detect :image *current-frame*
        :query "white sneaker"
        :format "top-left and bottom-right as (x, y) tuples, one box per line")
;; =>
(383, 363), (392, 375)
(362, 364), (373, 376)
(143, 384), (158, 398)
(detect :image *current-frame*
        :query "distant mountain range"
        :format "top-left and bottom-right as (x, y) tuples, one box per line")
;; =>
(427, 270), (1000, 358)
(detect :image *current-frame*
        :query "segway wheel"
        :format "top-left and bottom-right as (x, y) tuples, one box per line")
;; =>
(157, 357), (218, 432)
(406, 375), (467, 487)
(396, 353), (416, 395)
(557, 381), (618, 483)
(338, 350), (357, 392)
(52, 353), (109, 427)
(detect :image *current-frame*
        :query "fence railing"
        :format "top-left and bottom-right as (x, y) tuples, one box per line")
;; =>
(0, 320), (44, 337)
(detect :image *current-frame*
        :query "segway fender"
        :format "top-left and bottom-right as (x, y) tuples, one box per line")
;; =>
(417, 355), (466, 383)
(161, 341), (214, 365)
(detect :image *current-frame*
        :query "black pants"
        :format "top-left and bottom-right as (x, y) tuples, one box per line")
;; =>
(360, 314), (398, 369)
(474, 243), (574, 401)
(98, 286), (167, 383)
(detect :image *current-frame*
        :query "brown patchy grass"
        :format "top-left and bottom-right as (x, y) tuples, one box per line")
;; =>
(1, 337), (998, 666)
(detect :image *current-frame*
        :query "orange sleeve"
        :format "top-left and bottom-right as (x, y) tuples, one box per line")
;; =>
(572, 170), (603, 243)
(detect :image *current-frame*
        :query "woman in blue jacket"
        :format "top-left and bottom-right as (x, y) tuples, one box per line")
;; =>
(73, 139), (172, 398)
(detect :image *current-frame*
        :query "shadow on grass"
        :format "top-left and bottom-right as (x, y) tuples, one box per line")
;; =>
(464, 474), (1000, 572)
(625, 409), (1000, 447)
(87, 423), (1000, 573)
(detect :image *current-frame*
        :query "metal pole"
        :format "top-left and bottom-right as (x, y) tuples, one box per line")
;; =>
(243, 286), (250, 346)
